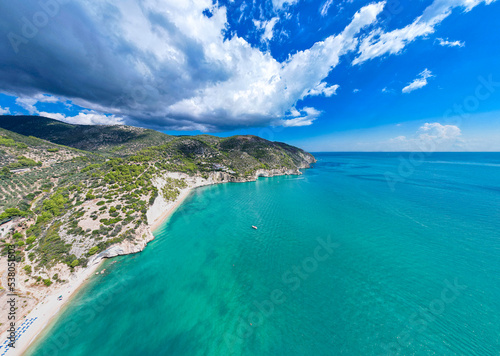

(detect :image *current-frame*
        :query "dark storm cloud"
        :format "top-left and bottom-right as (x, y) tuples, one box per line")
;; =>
(0, 0), (234, 130)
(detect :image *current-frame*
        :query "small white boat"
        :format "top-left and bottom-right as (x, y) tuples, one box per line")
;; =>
(252, 226), (258, 230)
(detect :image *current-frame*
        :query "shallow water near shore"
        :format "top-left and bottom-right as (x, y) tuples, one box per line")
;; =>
(26, 153), (500, 355)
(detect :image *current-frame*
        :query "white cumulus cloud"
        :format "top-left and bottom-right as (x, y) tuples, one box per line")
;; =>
(165, 1), (385, 130)
(303, 82), (340, 98)
(15, 94), (60, 114)
(436, 37), (465, 47)
(402, 69), (433, 94)
(15, 97), (39, 115)
(0, 106), (11, 115)
(388, 122), (462, 150)
(40, 111), (125, 126)
(279, 107), (321, 127)
(418, 122), (461, 140)
(254, 17), (280, 42)
(353, 0), (496, 65)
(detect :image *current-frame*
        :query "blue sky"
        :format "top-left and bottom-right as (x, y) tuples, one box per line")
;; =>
(0, 0), (499, 151)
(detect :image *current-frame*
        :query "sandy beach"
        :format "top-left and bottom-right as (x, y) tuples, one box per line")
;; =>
(0, 177), (205, 356)
(150, 187), (194, 232)
(0, 258), (103, 356)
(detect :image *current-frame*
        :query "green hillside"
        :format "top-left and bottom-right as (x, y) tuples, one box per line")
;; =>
(0, 116), (315, 281)
(0, 115), (172, 155)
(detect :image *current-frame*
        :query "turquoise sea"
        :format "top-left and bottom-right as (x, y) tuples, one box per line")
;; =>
(27, 153), (500, 356)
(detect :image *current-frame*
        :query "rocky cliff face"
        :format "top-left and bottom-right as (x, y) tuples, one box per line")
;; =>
(254, 167), (302, 178)
(92, 225), (154, 260)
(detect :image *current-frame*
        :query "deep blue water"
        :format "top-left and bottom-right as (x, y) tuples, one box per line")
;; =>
(27, 152), (500, 355)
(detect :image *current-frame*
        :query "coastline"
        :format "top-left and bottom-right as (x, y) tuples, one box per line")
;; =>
(150, 187), (195, 232)
(0, 258), (104, 356)
(1, 184), (200, 356)
(3, 169), (308, 355)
